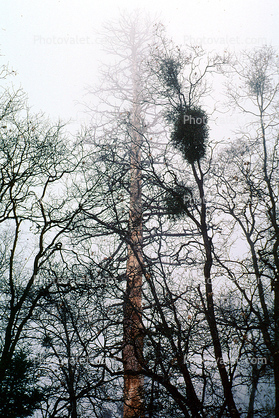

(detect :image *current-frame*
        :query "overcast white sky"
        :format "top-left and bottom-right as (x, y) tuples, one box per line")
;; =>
(1, 0), (279, 129)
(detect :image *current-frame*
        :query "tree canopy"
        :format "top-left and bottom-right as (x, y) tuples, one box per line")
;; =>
(0, 19), (278, 418)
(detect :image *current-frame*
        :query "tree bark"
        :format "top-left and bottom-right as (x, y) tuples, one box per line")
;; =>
(123, 126), (144, 417)
(123, 37), (144, 418)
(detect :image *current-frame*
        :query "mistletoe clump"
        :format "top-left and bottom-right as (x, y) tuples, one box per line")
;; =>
(164, 184), (193, 218)
(159, 58), (182, 91)
(170, 106), (209, 164)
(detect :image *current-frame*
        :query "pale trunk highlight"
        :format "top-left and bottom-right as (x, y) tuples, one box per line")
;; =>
(123, 38), (144, 418)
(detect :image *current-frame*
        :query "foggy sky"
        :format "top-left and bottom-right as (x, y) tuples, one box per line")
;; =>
(1, 0), (278, 131)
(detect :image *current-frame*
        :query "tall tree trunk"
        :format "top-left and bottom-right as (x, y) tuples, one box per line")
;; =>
(123, 123), (144, 417)
(123, 38), (144, 418)
(261, 114), (279, 417)
(193, 163), (240, 418)
(274, 281), (279, 417)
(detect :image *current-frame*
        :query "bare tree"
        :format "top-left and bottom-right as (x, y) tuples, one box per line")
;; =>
(0, 76), (84, 395)
(84, 13), (157, 417)
(213, 46), (279, 416)
(24, 24), (279, 418)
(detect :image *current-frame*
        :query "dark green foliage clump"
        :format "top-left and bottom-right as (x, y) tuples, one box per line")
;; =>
(159, 58), (182, 91)
(42, 334), (52, 348)
(164, 185), (193, 218)
(0, 350), (44, 418)
(170, 106), (209, 164)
